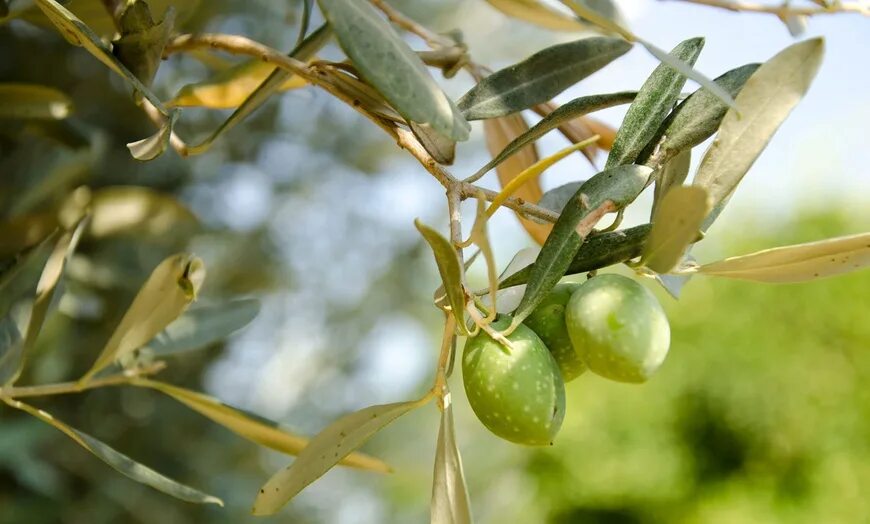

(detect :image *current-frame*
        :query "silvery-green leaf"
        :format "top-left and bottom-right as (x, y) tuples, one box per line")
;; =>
(147, 299), (260, 357)
(430, 396), (473, 524)
(415, 220), (467, 329)
(538, 181), (584, 213)
(641, 186), (709, 274)
(694, 38), (824, 218)
(316, 0), (469, 140)
(651, 149), (690, 217)
(411, 122), (456, 165)
(0, 83), (73, 120)
(606, 37), (704, 168)
(782, 14), (808, 37)
(458, 37), (631, 121)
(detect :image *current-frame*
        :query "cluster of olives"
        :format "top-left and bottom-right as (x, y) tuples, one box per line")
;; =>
(462, 274), (670, 445)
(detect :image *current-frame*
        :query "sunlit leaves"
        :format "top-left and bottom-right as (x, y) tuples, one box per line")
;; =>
(510, 165), (652, 328)
(146, 299), (260, 357)
(0, 83), (73, 120)
(606, 37), (704, 168)
(642, 186), (710, 274)
(252, 396), (433, 515)
(473, 91), (636, 180)
(87, 186), (198, 239)
(170, 61), (308, 109)
(415, 220), (468, 332)
(694, 38), (824, 218)
(3, 398), (223, 506)
(126, 110), (178, 161)
(685, 232), (870, 283)
(80, 254), (205, 382)
(652, 149), (691, 217)
(457, 37), (631, 121)
(430, 396), (473, 524)
(133, 379), (391, 472)
(485, 0), (588, 31)
(316, 0), (469, 140)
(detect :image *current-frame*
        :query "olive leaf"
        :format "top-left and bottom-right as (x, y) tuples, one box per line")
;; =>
(483, 115), (549, 245)
(145, 299), (260, 357)
(683, 232), (870, 283)
(87, 186), (199, 239)
(415, 220), (470, 333)
(497, 223), (651, 288)
(606, 37), (704, 169)
(4, 218), (87, 386)
(112, 1), (175, 87)
(20, 0), (197, 38)
(651, 149), (691, 217)
(169, 60), (308, 109)
(510, 164), (652, 329)
(481, 246), (542, 314)
(410, 122), (456, 165)
(430, 395), (473, 524)
(694, 38), (824, 218)
(648, 63), (760, 165)
(126, 109), (178, 161)
(3, 398), (223, 506)
(296, 0), (314, 47)
(252, 396), (433, 515)
(641, 186), (710, 274)
(79, 254), (206, 383)
(457, 37), (632, 121)
(538, 181), (584, 213)
(133, 379), (391, 472)
(472, 91), (637, 180)
(0, 83), (73, 120)
(316, 0), (469, 141)
(484, 0), (588, 31)
(183, 23), (331, 155)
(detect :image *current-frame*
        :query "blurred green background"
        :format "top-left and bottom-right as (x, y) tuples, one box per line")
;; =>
(1, 1), (868, 523)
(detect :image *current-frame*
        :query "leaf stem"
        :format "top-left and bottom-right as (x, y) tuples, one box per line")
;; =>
(0, 363), (165, 400)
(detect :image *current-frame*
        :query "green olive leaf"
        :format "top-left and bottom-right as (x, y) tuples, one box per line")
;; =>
(252, 396), (433, 515)
(112, 1), (175, 87)
(79, 254), (206, 383)
(415, 220), (469, 333)
(471, 91), (636, 179)
(651, 149), (691, 217)
(430, 395), (473, 524)
(3, 398), (223, 506)
(650, 63), (760, 163)
(410, 122), (456, 165)
(0, 83), (73, 120)
(316, 0), (469, 141)
(458, 37), (632, 121)
(183, 23), (331, 155)
(693, 38), (824, 220)
(641, 186), (709, 274)
(510, 164), (652, 329)
(684, 232), (870, 283)
(133, 379), (391, 472)
(538, 181), (585, 214)
(497, 223), (651, 289)
(606, 37), (704, 169)
(484, 0), (589, 31)
(145, 299), (260, 357)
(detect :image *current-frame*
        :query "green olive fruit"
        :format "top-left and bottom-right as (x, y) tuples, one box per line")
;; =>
(523, 283), (587, 381)
(566, 274), (670, 383)
(462, 317), (566, 445)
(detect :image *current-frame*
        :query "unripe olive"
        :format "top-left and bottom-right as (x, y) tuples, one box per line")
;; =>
(566, 274), (670, 383)
(462, 317), (566, 445)
(523, 283), (587, 382)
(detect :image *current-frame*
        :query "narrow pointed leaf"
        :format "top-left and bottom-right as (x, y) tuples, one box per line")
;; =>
(4, 398), (223, 506)
(134, 379), (390, 472)
(473, 91), (636, 179)
(252, 396), (432, 515)
(651, 149), (690, 217)
(316, 0), (469, 140)
(80, 254), (206, 382)
(415, 220), (468, 331)
(146, 299), (260, 356)
(639, 40), (736, 111)
(538, 181), (584, 213)
(693, 38), (824, 215)
(430, 396), (473, 524)
(485, 0), (589, 31)
(688, 232), (870, 283)
(606, 37), (704, 168)
(498, 223), (651, 288)
(127, 110), (178, 161)
(87, 186), (199, 239)
(458, 37), (632, 120)
(642, 186), (709, 274)
(0, 83), (72, 120)
(410, 122), (456, 165)
(169, 59), (308, 109)
(483, 115), (549, 245)
(511, 165), (652, 327)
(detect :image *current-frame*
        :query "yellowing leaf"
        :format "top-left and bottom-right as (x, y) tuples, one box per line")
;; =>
(415, 220), (469, 333)
(641, 186), (709, 274)
(80, 254), (205, 382)
(126, 110), (178, 161)
(430, 395), (472, 524)
(0, 83), (73, 120)
(88, 186), (198, 238)
(688, 232), (870, 283)
(485, 0), (588, 31)
(4, 398), (222, 506)
(134, 379), (391, 472)
(169, 60), (308, 109)
(483, 115), (550, 245)
(252, 396), (432, 515)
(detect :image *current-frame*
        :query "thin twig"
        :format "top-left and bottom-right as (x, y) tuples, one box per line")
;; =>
(0, 362), (166, 399)
(369, 0), (455, 48)
(666, 0), (870, 16)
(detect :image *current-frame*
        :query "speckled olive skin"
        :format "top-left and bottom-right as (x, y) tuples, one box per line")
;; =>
(462, 317), (566, 445)
(524, 283), (587, 382)
(566, 274), (670, 383)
